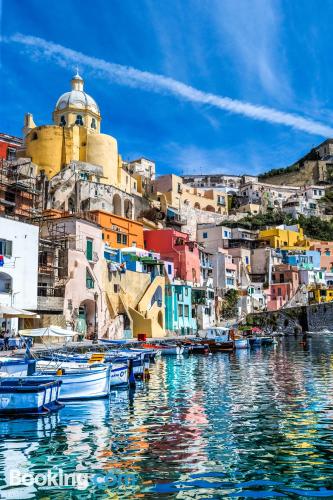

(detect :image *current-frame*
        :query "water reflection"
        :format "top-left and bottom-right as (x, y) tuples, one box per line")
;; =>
(1, 338), (333, 497)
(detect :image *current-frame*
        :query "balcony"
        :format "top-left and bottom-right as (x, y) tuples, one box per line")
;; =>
(166, 209), (187, 227)
(87, 251), (99, 263)
(200, 260), (213, 269)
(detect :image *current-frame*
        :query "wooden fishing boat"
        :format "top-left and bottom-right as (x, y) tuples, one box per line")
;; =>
(0, 376), (63, 415)
(36, 361), (112, 400)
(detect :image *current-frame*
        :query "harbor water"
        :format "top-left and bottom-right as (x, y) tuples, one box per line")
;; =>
(1, 335), (333, 498)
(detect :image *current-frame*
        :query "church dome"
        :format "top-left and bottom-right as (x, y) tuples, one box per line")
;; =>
(54, 72), (100, 115)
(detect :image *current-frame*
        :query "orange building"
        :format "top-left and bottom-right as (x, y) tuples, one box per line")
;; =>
(90, 210), (144, 249)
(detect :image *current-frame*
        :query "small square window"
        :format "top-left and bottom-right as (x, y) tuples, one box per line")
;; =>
(203, 232), (208, 239)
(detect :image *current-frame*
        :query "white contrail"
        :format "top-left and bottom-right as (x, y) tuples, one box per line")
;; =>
(7, 33), (333, 137)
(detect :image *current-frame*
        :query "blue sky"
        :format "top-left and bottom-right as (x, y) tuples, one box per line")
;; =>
(1, 0), (333, 176)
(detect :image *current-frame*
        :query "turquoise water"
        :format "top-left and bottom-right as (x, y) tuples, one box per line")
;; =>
(1, 336), (333, 498)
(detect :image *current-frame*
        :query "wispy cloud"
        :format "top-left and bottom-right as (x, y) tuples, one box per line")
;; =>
(5, 33), (333, 137)
(212, 0), (290, 103)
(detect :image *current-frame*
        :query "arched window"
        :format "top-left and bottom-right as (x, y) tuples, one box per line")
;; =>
(91, 118), (96, 129)
(75, 115), (84, 126)
(60, 115), (66, 126)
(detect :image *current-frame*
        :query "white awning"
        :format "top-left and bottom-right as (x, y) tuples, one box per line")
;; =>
(0, 305), (37, 319)
(19, 325), (78, 338)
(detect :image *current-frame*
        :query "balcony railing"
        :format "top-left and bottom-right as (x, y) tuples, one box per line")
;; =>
(87, 251), (99, 263)
(166, 213), (187, 226)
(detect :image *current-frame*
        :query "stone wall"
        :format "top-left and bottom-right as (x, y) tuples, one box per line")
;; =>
(306, 302), (333, 331)
(248, 301), (333, 333)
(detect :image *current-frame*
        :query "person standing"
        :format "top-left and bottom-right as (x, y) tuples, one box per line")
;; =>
(4, 329), (10, 351)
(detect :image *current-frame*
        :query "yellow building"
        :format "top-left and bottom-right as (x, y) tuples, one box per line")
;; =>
(259, 224), (309, 250)
(19, 72), (138, 193)
(308, 287), (333, 304)
(103, 267), (166, 338)
(153, 174), (228, 215)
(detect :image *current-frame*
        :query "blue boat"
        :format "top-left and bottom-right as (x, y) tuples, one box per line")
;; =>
(0, 357), (36, 376)
(234, 338), (250, 349)
(0, 377), (64, 415)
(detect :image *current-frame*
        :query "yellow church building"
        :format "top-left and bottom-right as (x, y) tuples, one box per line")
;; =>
(19, 72), (137, 194)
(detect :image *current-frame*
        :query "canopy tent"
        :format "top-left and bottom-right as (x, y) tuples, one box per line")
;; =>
(0, 305), (37, 319)
(19, 325), (78, 338)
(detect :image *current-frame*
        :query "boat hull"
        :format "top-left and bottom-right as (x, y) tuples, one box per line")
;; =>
(36, 364), (112, 400)
(110, 363), (128, 386)
(160, 346), (183, 355)
(0, 378), (63, 414)
(0, 357), (35, 376)
(234, 339), (250, 349)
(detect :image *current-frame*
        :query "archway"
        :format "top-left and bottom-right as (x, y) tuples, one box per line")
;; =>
(76, 299), (96, 339)
(206, 205), (215, 212)
(194, 202), (201, 210)
(124, 199), (133, 219)
(113, 194), (122, 216)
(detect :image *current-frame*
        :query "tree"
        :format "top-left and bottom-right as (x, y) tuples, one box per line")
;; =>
(221, 289), (239, 319)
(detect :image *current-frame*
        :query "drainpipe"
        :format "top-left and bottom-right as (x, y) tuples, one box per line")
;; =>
(93, 291), (98, 342)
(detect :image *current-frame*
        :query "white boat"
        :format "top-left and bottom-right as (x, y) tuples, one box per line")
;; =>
(0, 357), (36, 376)
(234, 338), (250, 349)
(0, 376), (63, 415)
(41, 351), (145, 378)
(199, 327), (230, 342)
(110, 362), (128, 386)
(36, 361), (112, 400)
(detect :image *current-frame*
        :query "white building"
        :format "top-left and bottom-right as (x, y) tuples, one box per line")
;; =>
(0, 218), (39, 310)
(192, 286), (216, 330)
(0, 218), (39, 332)
(301, 185), (327, 200)
(299, 269), (326, 286)
(197, 224), (232, 252)
(282, 197), (319, 218)
(211, 251), (237, 292)
(127, 157), (156, 180)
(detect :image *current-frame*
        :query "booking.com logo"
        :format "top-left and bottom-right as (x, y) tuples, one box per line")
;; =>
(8, 468), (138, 491)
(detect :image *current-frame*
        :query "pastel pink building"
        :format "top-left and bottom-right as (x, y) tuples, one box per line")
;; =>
(266, 264), (299, 311)
(309, 240), (333, 272)
(144, 229), (201, 284)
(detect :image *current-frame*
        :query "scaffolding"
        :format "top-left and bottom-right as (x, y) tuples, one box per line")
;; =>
(0, 158), (42, 219)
